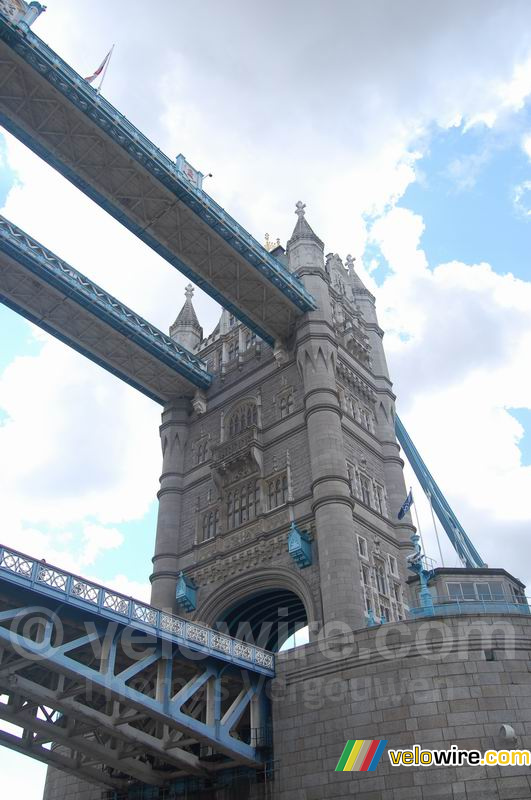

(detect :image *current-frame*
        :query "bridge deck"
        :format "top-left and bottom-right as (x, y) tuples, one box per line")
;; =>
(0, 544), (274, 789)
(0, 214), (211, 402)
(0, 14), (316, 347)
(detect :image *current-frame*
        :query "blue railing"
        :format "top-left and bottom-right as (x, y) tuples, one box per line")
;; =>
(0, 13), (317, 319)
(409, 598), (531, 618)
(0, 544), (275, 676)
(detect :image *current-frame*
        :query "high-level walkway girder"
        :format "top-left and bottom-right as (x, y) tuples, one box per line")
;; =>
(0, 544), (274, 789)
(0, 13), (316, 348)
(0, 214), (211, 403)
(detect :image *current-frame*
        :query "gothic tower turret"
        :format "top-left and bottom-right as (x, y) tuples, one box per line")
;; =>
(169, 284), (203, 352)
(150, 202), (413, 643)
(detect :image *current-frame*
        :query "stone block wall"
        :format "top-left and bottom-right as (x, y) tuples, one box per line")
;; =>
(271, 613), (531, 799)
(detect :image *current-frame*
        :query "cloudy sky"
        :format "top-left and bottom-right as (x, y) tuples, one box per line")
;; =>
(1, 0), (531, 794)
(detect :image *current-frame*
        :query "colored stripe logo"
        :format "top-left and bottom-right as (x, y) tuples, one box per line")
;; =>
(335, 739), (388, 772)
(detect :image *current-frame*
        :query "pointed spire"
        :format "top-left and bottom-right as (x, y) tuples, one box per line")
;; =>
(287, 201), (324, 250)
(170, 284), (203, 350)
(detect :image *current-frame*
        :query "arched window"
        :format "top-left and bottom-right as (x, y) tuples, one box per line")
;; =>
(286, 393), (294, 414)
(226, 481), (260, 530)
(268, 473), (288, 510)
(228, 401), (257, 439)
(360, 475), (372, 507)
(201, 508), (219, 542)
(376, 565), (387, 596)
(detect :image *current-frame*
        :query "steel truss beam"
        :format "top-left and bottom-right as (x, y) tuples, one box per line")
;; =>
(0, 14), (317, 347)
(0, 214), (211, 402)
(0, 544), (274, 787)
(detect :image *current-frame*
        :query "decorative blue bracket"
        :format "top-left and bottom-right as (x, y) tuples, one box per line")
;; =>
(176, 571), (198, 612)
(407, 532), (435, 615)
(366, 609), (378, 627)
(288, 522), (312, 568)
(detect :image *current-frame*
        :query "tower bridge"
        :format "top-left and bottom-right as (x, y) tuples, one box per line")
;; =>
(0, 4), (530, 800)
(0, 8), (316, 349)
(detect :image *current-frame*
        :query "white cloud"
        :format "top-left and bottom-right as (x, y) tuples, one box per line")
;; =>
(369, 207), (531, 583)
(513, 179), (531, 216)
(521, 132), (531, 160)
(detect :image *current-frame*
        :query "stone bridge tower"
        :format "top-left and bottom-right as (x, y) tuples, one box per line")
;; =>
(150, 204), (414, 649)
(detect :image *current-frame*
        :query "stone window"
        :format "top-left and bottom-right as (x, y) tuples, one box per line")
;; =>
(388, 554), (398, 577)
(375, 563), (388, 595)
(279, 392), (294, 419)
(268, 473), (288, 510)
(196, 439), (209, 464)
(357, 536), (368, 559)
(360, 474), (372, 507)
(228, 338), (239, 361)
(226, 481), (260, 529)
(374, 483), (386, 516)
(245, 331), (257, 349)
(201, 508), (220, 541)
(228, 401), (258, 437)
(361, 406), (374, 433)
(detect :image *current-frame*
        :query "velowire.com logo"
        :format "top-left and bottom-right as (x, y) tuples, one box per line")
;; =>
(335, 739), (388, 772)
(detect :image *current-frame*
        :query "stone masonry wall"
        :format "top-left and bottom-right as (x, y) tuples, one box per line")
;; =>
(271, 613), (531, 800)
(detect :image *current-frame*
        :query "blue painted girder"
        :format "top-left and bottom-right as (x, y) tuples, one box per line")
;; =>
(0, 544), (275, 676)
(0, 14), (317, 346)
(395, 414), (486, 569)
(0, 214), (212, 402)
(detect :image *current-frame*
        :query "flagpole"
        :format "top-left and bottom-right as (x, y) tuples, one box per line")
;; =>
(410, 488), (427, 558)
(97, 44), (114, 95)
(427, 489), (445, 567)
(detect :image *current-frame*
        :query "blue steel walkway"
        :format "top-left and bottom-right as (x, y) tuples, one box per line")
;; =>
(0, 544), (274, 789)
(0, 11), (316, 347)
(0, 214), (211, 403)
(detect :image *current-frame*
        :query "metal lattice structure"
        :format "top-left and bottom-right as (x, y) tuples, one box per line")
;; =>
(0, 544), (274, 789)
(0, 13), (316, 348)
(0, 214), (211, 402)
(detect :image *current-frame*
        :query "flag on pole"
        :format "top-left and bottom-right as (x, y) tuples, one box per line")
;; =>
(84, 48), (113, 84)
(398, 489), (413, 520)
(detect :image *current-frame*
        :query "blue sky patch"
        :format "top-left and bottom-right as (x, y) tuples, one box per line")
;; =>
(399, 111), (531, 282)
(509, 408), (531, 467)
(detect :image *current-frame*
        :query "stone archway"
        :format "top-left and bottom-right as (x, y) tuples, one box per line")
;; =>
(197, 566), (317, 651)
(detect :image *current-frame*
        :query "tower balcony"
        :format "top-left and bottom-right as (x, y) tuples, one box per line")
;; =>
(211, 426), (262, 486)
